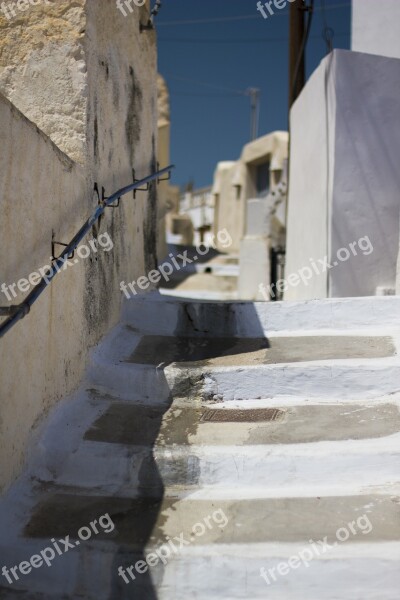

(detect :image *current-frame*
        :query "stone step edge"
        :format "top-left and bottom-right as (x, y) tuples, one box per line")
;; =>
(121, 293), (400, 333)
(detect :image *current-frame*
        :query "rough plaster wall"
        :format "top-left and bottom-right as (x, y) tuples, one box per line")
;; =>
(83, 0), (157, 340)
(0, 0), (158, 492)
(0, 0), (87, 164)
(0, 93), (88, 491)
(157, 74), (171, 259)
(157, 73), (169, 127)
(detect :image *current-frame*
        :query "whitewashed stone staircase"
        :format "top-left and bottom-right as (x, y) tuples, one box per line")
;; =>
(0, 293), (399, 599)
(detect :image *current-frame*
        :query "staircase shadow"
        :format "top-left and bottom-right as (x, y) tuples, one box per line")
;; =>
(10, 300), (267, 599)
(109, 300), (267, 599)
(158, 243), (226, 290)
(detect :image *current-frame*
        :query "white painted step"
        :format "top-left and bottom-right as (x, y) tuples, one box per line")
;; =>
(86, 324), (400, 400)
(31, 436), (399, 496)
(1, 540), (398, 600)
(25, 391), (400, 496)
(146, 551), (400, 600)
(194, 359), (400, 400)
(122, 291), (400, 335)
(1, 294), (400, 600)
(1, 488), (397, 599)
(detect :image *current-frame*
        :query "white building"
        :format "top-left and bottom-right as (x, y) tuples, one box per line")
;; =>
(285, 1), (400, 301)
(352, 0), (400, 60)
(179, 186), (215, 247)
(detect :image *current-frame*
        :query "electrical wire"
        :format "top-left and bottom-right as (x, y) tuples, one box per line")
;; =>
(169, 92), (244, 98)
(286, 0), (316, 232)
(157, 2), (350, 26)
(291, 0), (315, 106)
(158, 32), (349, 44)
(321, 0), (335, 53)
(163, 74), (248, 96)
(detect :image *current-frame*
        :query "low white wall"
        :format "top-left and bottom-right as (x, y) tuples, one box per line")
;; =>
(284, 56), (333, 300)
(285, 50), (400, 300)
(352, 0), (400, 60)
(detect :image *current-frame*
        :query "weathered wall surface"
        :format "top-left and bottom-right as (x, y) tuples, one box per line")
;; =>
(0, 1), (87, 164)
(157, 73), (171, 259)
(0, 93), (88, 490)
(285, 50), (400, 300)
(83, 0), (157, 339)
(352, 0), (400, 60)
(0, 0), (158, 492)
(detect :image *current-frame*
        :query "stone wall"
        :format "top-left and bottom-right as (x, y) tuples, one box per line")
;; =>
(0, 0), (158, 492)
(157, 73), (171, 258)
(0, 0), (87, 164)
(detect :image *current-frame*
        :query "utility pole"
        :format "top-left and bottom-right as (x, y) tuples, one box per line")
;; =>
(247, 87), (260, 141)
(289, 0), (305, 107)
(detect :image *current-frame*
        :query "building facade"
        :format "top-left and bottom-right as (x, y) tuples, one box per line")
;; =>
(285, 1), (400, 301)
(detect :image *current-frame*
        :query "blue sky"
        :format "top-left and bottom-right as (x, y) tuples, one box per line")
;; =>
(157, 0), (352, 189)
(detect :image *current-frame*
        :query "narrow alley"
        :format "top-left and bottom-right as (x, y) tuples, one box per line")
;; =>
(1, 1), (400, 598)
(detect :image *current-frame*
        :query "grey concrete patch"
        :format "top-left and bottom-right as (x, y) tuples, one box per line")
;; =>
(83, 402), (400, 446)
(151, 495), (400, 545)
(126, 335), (395, 367)
(164, 403), (400, 446)
(84, 404), (166, 446)
(127, 336), (270, 365)
(24, 494), (400, 546)
(24, 495), (165, 547)
(247, 403), (400, 445)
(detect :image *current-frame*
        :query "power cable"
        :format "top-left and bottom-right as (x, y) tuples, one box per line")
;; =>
(163, 74), (248, 96)
(157, 2), (350, 26)
(291, 0), (315, 106)
(321, 0), (335, 53)
(170, 92), (244, 98)
(158, 32), (349, 44)
(286, 0), (316, 235)
(166, 76), (260, 140)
